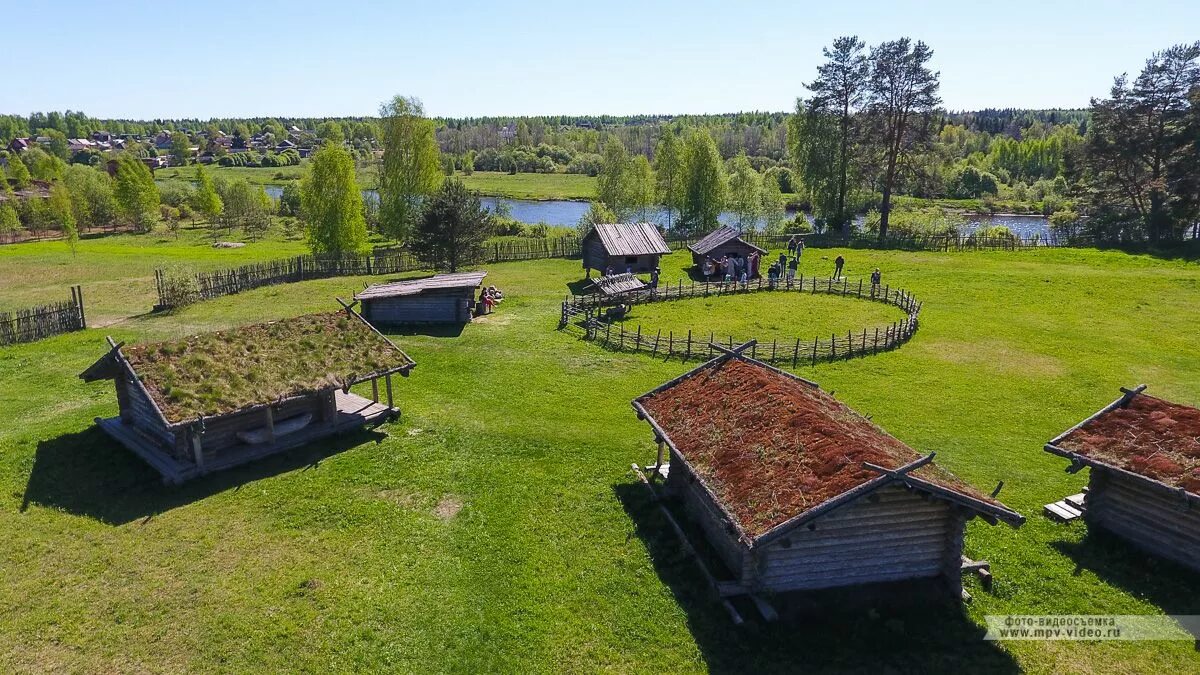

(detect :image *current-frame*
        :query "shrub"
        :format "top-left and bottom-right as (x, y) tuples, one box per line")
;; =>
(158, 266), (201, 309)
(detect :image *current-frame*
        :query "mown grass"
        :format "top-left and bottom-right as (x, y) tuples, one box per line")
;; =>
(1, 239), (1199, 672)
(613, 290), (907, 346)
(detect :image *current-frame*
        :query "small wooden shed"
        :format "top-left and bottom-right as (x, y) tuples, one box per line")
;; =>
(582, 223), (670, 277)
(631, 346), (1023, 606)
(356, 271), (487, 325)
(688, 226), (767, 267)
(590, 273), (647, 301)
(1045, 385), (1200, 572)
(80, 309), (415, 484)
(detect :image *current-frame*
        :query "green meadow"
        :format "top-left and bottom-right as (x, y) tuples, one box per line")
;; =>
(1, 234), (1199, 672)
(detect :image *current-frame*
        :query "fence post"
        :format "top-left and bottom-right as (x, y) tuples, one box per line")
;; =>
(811, 337), (818, 365)
(792, 339), (800, 368)
(668, 331), (673, 358)
(75, 285), (86, 329)
(686, 330), (692, 360)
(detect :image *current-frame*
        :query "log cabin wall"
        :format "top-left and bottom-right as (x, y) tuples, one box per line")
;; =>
(746, 484), (957, 593)
(364, 288), (475, 325)
(606, 254), (660, 274)
(581, 234), (608, 273)
(664, 449), (746, 575)
(1085, 468), (1200, 572)
(115, 375), (176, 454)
(194, 394), (326, 456)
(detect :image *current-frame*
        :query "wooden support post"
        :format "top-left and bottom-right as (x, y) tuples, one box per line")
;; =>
(372, 377), (379, 403)
(190, 430), (205, 469)
(385, 373), (394, 409)
(265, 406), (276, 445)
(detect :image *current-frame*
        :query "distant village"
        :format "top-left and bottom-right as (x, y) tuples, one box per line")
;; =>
(5, 124), (334, 171)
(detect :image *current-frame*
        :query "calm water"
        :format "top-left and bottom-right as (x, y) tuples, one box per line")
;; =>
(261, 186), (1051, 237)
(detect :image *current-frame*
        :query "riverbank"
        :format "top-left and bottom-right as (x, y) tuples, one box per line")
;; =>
(154, 163), (597, 201)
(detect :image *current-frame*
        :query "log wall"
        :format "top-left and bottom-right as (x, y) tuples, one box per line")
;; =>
(665, 450), (746, 575)
(1086, 468), (1200, 572)
(747, 485), (956, 593)
(194, 395), (328, 458)
(115, 376), (176, 454)
(363, 289), (474, 325)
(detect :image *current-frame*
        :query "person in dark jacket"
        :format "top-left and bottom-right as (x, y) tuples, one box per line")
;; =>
(834, 255), (845, 279)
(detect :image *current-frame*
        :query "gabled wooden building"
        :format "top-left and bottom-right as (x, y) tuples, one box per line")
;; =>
(687, 226), (767, 267)
(356, 271), (487, 325)
(81, 309), (415, 484)
(1045, 385), (1200, 572)
(631, 346), (1023, 607)
(582, 223), (671, 277)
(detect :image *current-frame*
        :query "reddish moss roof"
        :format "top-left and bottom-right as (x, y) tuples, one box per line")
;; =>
(1056, 393), (1200, 495)
(637, 358), (1004, 538)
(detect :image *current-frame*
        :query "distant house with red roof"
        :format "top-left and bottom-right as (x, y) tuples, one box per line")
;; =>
(631, 344), (1023, 611)
(1045, 385), (1200, 571)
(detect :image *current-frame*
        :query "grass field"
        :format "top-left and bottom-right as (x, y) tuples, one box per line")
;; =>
(155, 162), (598, 202)
(614, 291), (908, 345)
(1, 234), (1199, 672)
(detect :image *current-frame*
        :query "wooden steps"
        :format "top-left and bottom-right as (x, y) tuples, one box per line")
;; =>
(1044, 492), (1087, 522)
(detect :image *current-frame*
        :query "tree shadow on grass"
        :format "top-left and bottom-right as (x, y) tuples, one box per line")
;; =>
(21, 425), (387, 526)
(613, 482), (1021, 674)
(1051, 528), (1200, 616)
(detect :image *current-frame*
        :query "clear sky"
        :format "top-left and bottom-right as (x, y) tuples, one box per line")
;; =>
(6, 0), (1198, 119)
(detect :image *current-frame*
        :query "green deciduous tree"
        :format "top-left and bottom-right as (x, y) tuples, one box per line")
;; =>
(300, 144), (367, 254)
(113, 154), (160, 231)
(48, 183), (78, 253)
(597, 137), (634, 219)
(653, 129), (684, 230)
(317, 121), (345, 145)
(726, 152), (763, 229)
(378, 95), (442, 241)
(577, 201), (618, 237)
(5, 151), (32, 188)
(680, 129), (726, 232)
(0, 202), (21, 242)
(410, 178), (494, 272)
(63, 165), (117, 230)
(190, 165), (223, 224)
(170, 132), (191, 166)
(864, 38), (941, 241)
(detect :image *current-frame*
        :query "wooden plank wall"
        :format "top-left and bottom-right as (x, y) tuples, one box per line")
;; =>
(1086, 468), (1200, 572)
(665, 452), (746, 575)
(749, 485), (953, 593)
(364, 289), (473, 325)
(117, 376), (178, 454)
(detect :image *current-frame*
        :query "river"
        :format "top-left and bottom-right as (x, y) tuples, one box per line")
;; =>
(260, 186), (1051, 237)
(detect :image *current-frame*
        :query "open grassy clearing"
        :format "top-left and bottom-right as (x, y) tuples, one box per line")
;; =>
(1, 241), (1199, 672)
(613, 290), (907, 345)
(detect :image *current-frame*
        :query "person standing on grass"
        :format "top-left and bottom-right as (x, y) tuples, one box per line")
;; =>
(797, 237), (805, 260)
(650, 266), (660, 288)
(720, 255), (732, 286)
(786, 256), (798, 285)
(871, 268), (881, 288)
(834, 254), (845, 279)
(702, 257), (715, 282)
(787, 235), (798, 255)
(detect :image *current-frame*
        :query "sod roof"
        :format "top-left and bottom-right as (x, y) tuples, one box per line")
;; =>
(1053, 391), (1200, 495)
(635, 356), (1013, 538)
(118, 312), (413, 424)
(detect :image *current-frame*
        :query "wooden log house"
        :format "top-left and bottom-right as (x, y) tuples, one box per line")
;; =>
(80, 308), (415, 484)
(1045, 385), (1200, 572)
(356, 271), (488, 325)
(630, 345), (1024, 607)
(581, 223), (670, 277)
(687, 225), (767, 268)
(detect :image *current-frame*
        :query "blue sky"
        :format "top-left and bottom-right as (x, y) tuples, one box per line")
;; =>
(6, 0), (1198, 119)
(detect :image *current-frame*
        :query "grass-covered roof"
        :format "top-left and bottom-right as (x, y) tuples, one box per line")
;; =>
(123, 312), (413, 423)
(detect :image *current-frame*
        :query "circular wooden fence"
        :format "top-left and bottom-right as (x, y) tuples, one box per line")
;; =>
(559, 275), (922, 366)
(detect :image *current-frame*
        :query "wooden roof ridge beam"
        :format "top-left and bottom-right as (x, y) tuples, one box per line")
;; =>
(707, 339), (757, 357)
(862, 452), (936, 479)
(1046, 384), (1148, 447)
(335, 297), (416, 375)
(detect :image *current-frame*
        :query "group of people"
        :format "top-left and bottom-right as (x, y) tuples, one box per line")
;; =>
(700, 252), (760, 287)
(766, 253), (801, 288)
(477, 285), (504, 315)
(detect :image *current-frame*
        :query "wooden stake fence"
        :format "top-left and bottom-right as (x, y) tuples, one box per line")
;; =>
(0, 286), (87, 346)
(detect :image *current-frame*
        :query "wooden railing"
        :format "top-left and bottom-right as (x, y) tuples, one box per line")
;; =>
(0, 286), (87, 346)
